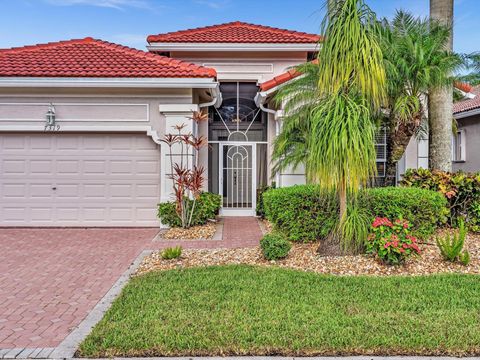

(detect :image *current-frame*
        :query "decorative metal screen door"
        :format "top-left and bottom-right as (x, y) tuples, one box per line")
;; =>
(219, 143), (256, 216)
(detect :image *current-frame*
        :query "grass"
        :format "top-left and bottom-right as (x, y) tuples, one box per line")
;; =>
(78, 265), (480, 357)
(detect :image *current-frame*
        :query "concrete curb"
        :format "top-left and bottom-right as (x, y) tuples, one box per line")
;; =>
(48, 249), (153, 359)
(64, 356), (480, 360)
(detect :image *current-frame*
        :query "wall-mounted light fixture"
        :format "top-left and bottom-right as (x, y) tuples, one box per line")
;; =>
(45, 103), (60, 131)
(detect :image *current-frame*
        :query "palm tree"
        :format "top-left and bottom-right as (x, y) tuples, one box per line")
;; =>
(461, 53), (480, 85)
(378, 11), (462, 185)
(273, 0), (386, 253)
(429, 0), (454, 171)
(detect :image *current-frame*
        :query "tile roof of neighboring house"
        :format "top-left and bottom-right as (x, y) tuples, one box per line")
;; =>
(454, 85), (480, 114)
(259, 59), (318, 92)
(147, 21), (322, 44)
(0, 37), (216, 78)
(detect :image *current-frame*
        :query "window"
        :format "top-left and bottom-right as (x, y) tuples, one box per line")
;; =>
(375, 127), (387, 177)
(452, 129), (466, 162)
(208, 82), (267, 142)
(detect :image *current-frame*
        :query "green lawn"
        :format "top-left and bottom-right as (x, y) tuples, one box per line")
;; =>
(78, 265), (480, 357)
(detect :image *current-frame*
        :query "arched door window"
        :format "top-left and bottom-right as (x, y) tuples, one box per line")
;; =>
(208, 82), (267, 142)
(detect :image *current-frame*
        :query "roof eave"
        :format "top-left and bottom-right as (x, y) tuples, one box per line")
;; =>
(0, 77), (218, 89)
(147, 42), (320, 52)
(454, 107), (480, 119)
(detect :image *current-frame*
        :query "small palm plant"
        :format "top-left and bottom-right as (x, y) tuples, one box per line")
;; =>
(436, 220), (470, 265)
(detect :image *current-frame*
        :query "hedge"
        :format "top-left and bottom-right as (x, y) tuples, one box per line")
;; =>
(263, 185), (448, 242)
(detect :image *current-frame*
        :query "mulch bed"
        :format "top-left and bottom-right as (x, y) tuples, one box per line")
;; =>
(161, 223), (217, 240)
(138, 230), (480, 277)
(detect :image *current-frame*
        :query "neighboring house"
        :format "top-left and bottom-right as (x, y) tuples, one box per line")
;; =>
(453, 85), (480, 172)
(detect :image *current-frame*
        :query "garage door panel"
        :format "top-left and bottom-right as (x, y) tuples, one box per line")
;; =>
(3, 160), (26, 174)
(0, 133), (160, 226)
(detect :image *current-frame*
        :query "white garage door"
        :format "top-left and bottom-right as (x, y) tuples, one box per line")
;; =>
(0, 133), (160, 227)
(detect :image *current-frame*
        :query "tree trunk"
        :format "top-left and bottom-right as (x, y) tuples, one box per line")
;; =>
(429, 0), (454, 172)
(339, 182), (347, 222)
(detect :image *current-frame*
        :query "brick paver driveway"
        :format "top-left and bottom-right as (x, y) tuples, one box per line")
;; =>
(0, 228), (158, 349)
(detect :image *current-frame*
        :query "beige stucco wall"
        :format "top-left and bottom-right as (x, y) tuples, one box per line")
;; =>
(0, 87), (194, 135)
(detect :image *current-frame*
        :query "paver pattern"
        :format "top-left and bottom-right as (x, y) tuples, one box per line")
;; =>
(151, 217), (263, 249)
(0, 217), (262, 354)
(0, 228), (157, 349)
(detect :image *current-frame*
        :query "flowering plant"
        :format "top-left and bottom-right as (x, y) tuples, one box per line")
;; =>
(366, 217), (420, 265)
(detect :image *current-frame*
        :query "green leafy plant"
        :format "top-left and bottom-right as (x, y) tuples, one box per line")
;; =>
(158, 192), (221, 228)
(262, 185), (447, 242)
(436, 221), (470, 265)
(402, 168), (480, 231)
(262, 185), (338, 242)
(339, 203), (371, 253)
(260, 233), (291, 261)
(365, 217), (421, 265)
(256, 184), (275, 218)
(161, 246), (182, 260)
(360, 186), (449, 238)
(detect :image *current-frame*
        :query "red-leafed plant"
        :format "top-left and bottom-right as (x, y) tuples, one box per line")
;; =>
(366, 217), (421, 265)
(162, 111), (208, 228)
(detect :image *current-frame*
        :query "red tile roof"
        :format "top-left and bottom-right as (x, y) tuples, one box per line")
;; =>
(260, 59), (318, 91)
(454, 86), (480, 115)
(455, 81), (473, 93)
(147, 21), (321, 44)
(0, 37), (216, 78)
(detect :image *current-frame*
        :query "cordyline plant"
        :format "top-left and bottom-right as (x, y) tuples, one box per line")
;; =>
(162, 110), (208, 229)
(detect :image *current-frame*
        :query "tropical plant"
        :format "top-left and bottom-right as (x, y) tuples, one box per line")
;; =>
(160, 111), (208, 229)
(161, 246), (182, 260)
(436, 220), (470, 265)
(366, 217), (421, 265)
(260, 233), (291, 260)
(273, 0), (386, 253)
(376, 11), (463, 184)
(308, 0), (387, 252)
(460, 52), (480, 85)
(401, 168), (480, 230)
(429, 0), (454, 172)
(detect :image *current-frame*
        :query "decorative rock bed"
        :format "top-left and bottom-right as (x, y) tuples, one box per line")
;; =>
(137, 231), (480, 277)
(161, 222), (218, 240)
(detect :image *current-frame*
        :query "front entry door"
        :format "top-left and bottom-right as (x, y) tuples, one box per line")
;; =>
(219, 143), (256, 216)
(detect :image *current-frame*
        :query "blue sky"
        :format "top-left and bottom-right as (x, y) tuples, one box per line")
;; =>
(0, 0), (478, 54)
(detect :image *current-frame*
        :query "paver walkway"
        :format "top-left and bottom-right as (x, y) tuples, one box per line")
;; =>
(0, 228), (157, 350)
(0, 217), (263, 356)
(150, 216), (263, 249)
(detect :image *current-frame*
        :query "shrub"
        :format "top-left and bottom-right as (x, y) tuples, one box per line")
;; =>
(402, 169), (480, 231)
(436, 220), (470, 265)
(365, 217), (421, 265)
(262, 185), (447, 242)
(161, 246), (182, 260)
(158, 192), (221, 228)
(263, 185), (338, 242)
(359, 186), (448, 238)
(256, 184), (275, 218)
(260, 233), (291, 260)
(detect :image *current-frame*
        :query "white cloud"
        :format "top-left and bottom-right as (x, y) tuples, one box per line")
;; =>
(193, 0), (229, 10)
(44, 0), (152, 11)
